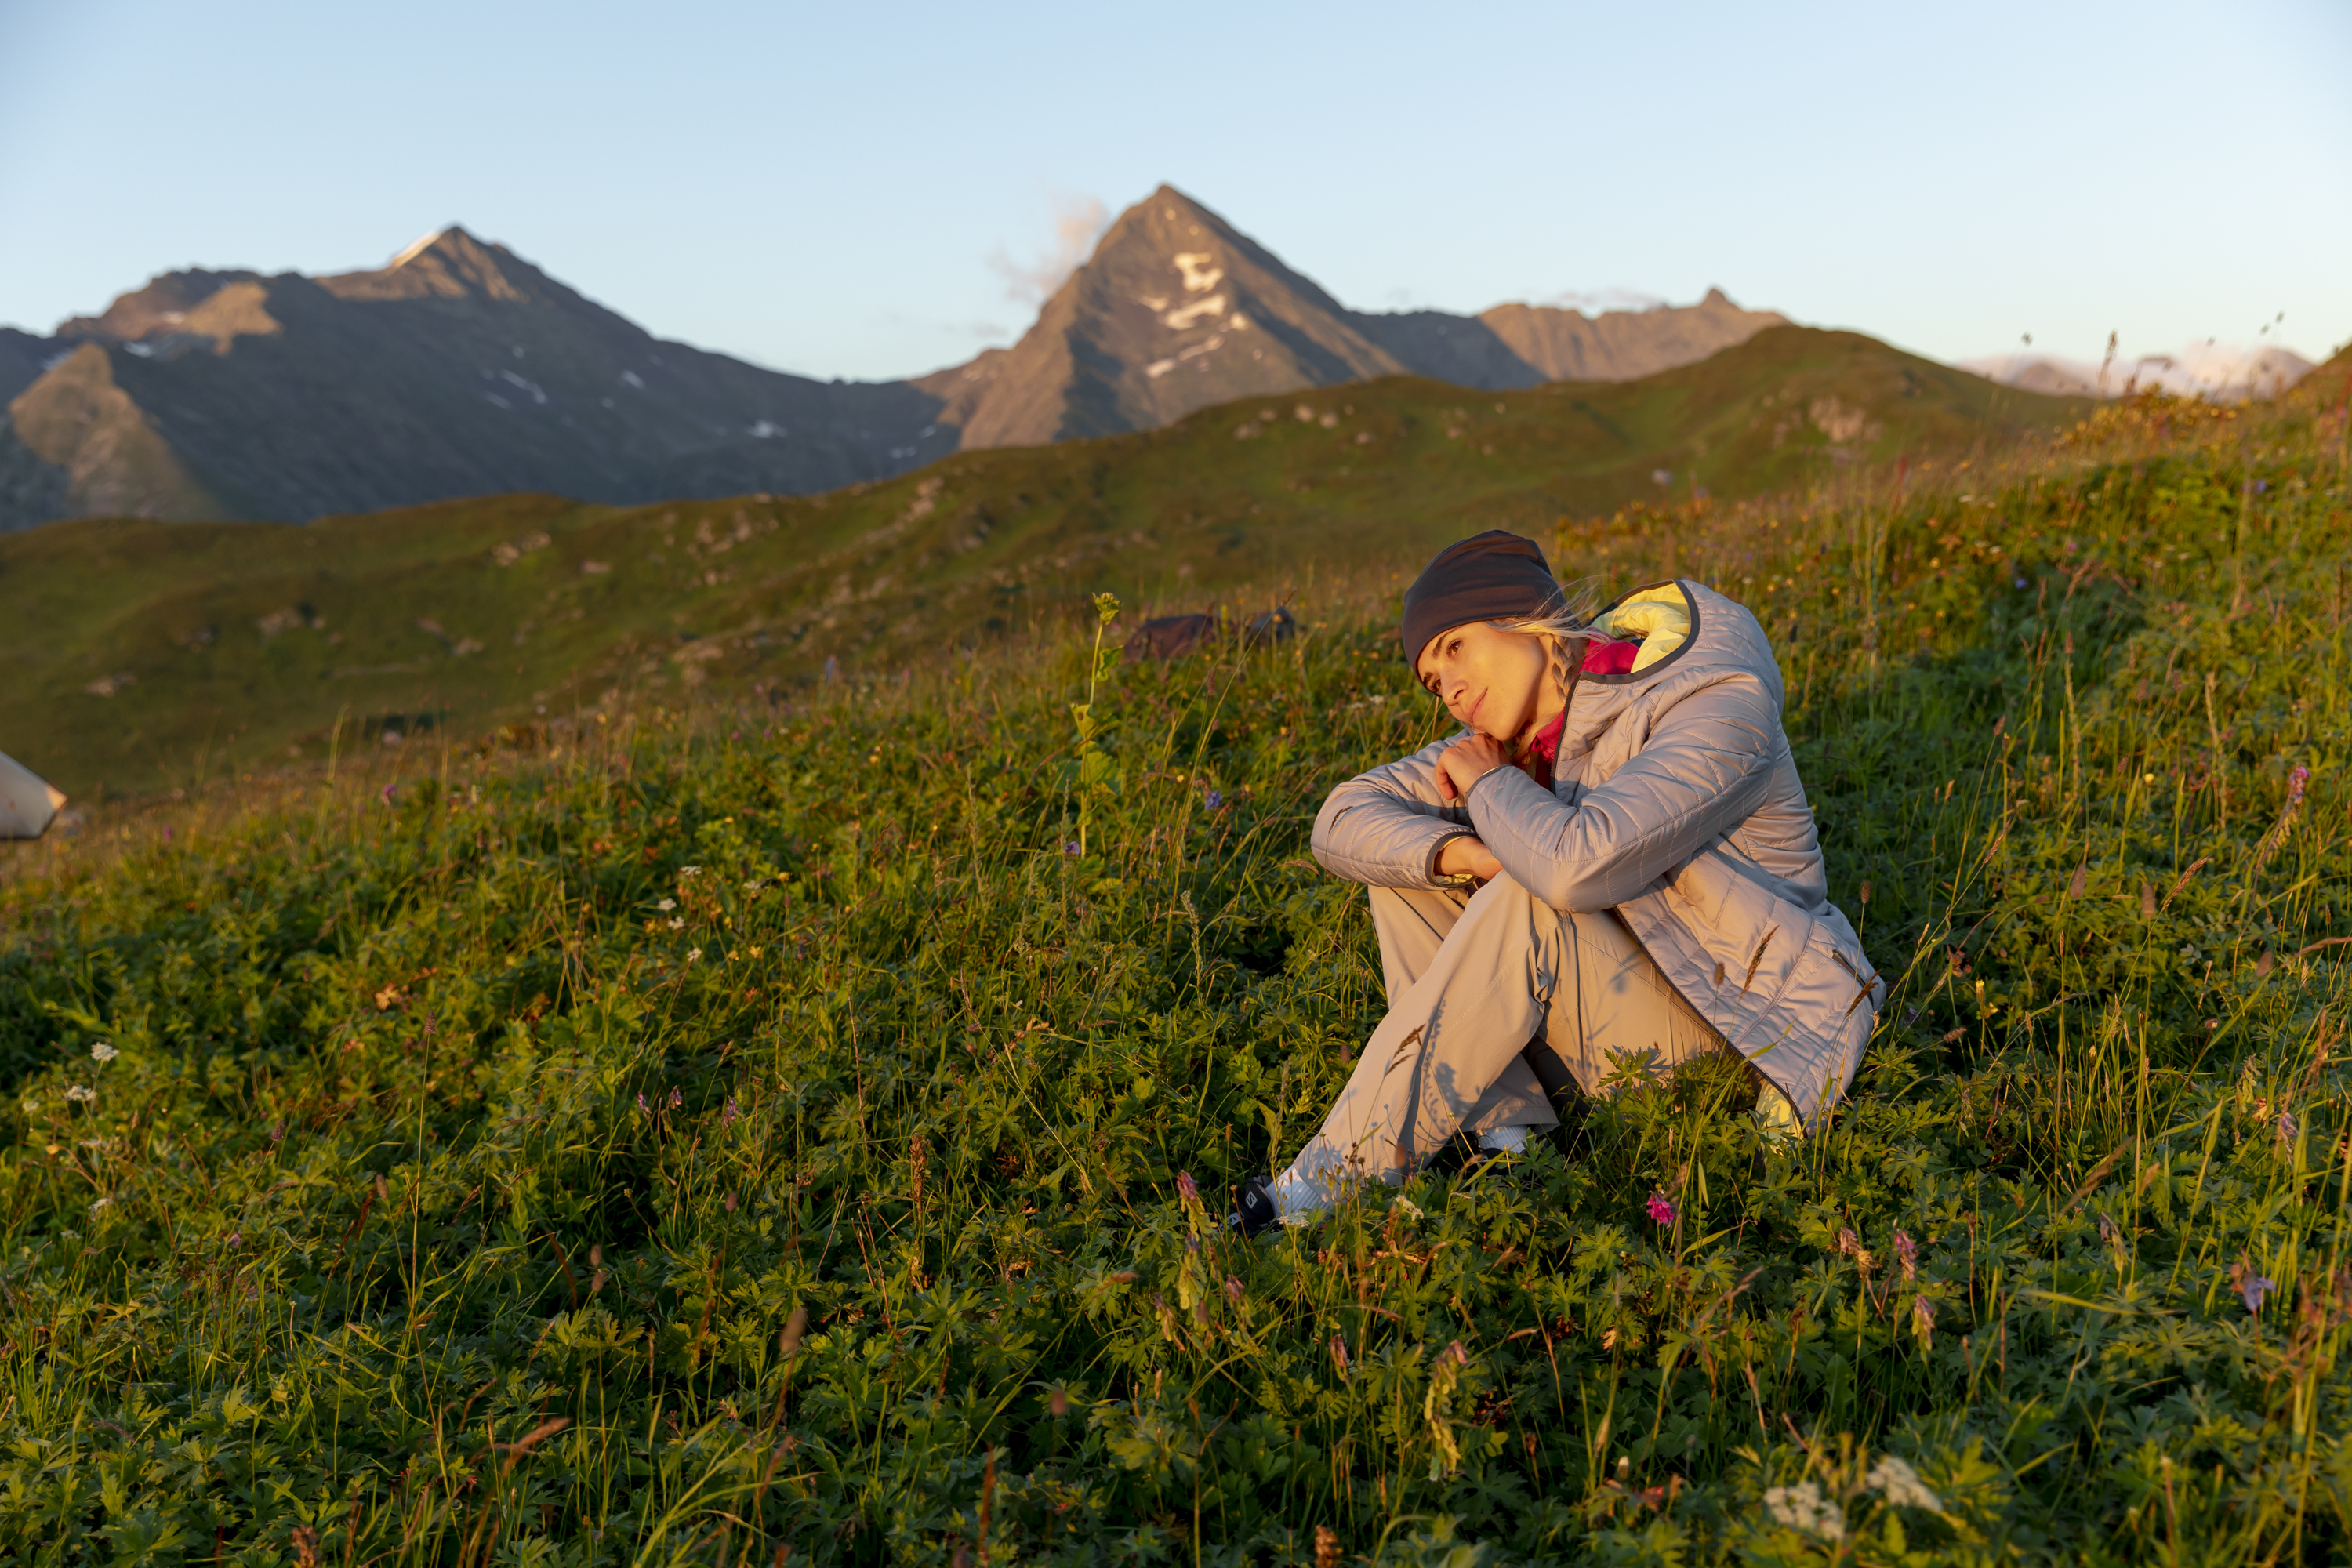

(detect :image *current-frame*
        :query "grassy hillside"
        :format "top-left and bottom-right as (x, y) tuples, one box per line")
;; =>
(1, 377), (2347, 1563)
(1, 327), (2084, 800)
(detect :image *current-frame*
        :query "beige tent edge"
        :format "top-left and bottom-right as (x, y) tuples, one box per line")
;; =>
(1, 750), (66, 839)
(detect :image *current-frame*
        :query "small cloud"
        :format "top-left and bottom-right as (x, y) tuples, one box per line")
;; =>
(1544, 286), (1667, 314)
(989, 193), (1109, 304)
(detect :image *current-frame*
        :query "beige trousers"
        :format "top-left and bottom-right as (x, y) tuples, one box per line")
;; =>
(1287, 877), (1730, 1189)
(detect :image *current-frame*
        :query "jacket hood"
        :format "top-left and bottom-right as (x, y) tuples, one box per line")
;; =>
(1557, 580), (1784, 771)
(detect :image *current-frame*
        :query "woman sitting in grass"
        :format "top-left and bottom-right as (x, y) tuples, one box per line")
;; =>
(1231, 529), (1882, 1234)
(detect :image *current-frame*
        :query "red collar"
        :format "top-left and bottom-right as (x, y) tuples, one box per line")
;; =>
(1523, 637), (1633, 778)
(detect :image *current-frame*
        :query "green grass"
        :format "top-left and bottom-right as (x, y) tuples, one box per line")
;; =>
(2, 377), (2349, 1565)
(0, 326), (2085, 801)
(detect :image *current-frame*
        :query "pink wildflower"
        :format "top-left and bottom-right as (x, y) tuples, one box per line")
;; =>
(1646, 1190), (1676, 1226)
(1175, 1170), (1201, 1206)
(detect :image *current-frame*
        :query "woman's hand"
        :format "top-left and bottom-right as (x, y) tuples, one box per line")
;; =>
(1435, 733), (1509, 802)
(1436, 834), (1503, 883)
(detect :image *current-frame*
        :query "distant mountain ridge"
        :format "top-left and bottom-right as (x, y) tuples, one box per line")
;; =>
(921, 187), (1784, 449)
(0, 188), (1787, 531)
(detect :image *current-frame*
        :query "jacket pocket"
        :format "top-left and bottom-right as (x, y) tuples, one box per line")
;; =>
(1658, 841), (1817, 1035)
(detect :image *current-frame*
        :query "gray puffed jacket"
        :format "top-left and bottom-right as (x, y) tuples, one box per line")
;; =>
(1310, 579), (1880, 1126)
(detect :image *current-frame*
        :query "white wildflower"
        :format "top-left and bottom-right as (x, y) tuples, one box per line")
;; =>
(686, 948), (702, 963)
(20, 1100), (38, 1115)
(680, 866), (700, 879)
(65, 1085), (97, 1103)
(1866, 1454), (1943, 1512)
(656, 898), (676, 912)
(1763, 1481), (1846, 1541)
(89, 1041), (119, 1063)
(89, 1196), (112, 1215)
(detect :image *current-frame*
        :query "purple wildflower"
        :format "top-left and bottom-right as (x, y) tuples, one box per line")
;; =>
(1646, 1189), (1676, 1226)
(1225, 1275), (1244, 1305)
(1894, 1231), (1918, 1283)
(1330, 1334), (1350, 1373)
(667, 1087), (683, 1109)
(1175, 1170), (1200, 1206)
(1064, 841), (1081, 856)
(1206, 789), (1225, 809)
(2288, 765), (2310, 803)
(2240, 1272), (2276, 1313)
(723, 1097), (740, 1126)
(637, 1091), (651, 1115)
(381, 782), (396, 804)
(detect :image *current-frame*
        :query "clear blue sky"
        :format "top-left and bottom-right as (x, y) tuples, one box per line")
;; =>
(3, 0), (2346, 383)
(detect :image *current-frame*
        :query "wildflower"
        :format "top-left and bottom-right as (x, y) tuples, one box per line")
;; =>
(723, 1097), (739, 1125)
(1910, 1293), (1934, 1349)
(225, 1232), (241, 1249)
(1225, 1275), (1244, 1305)
(1894, 1230), (1917, 1283)
(1764, 1480), (1846, 1541)
(380, 782), (396, 804)
(637, 1091), (652, 1115)
(1866, 1454), (1943, 1512)
(270, 1120), (284, 1143)
(1175, 1170), (1201, 1206)
(89, 1196), (112, 1216)
(680, 866), (700, 879)
(66, 1085), (96, 1103)
(656, 898), (676, 911)
(1048, 1386), (1070, 1418)
(686, 948), (702, 962)
(89, 1042), (118, 1063)
(1064, 841), (1081, 856)
(2278, 1110), (2299, 1143)
(1206, 789), (1225, 809)
(1330, 1334), (1350, 1374)
(667, 1087), (683, 1109)
(2239, 1271), (2276, 1313)
(668, 918), (684, 931)
(20, 1099), (38, 1114)
(1645, 1189), (1676, 1226)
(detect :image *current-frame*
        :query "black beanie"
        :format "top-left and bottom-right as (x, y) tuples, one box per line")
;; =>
(1400, 530), (1563, 662)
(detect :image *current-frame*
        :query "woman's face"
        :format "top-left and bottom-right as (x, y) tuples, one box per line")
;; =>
(1415, 620), (1548, 739)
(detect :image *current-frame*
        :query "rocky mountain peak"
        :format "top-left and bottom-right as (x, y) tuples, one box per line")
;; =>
(319, 225), (550, 304)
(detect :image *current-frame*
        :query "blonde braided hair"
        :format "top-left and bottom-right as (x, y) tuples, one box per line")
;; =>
(1492, 582), (1605, 761)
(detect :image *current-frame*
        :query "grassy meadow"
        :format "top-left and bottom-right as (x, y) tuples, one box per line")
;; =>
(0, 326), (2082, 801)
(3, 365), (2351, 1565)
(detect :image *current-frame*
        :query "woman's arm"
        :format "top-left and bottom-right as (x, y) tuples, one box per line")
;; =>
(1461, 672), (1783, 911)
(1311, 736), (1491, 888)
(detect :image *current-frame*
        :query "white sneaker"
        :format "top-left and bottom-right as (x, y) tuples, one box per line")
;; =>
(1755, 1085), (1803, 1144)
(1476, 1124), (1533, 1155)
(1268, 1168), (1334, 1228)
